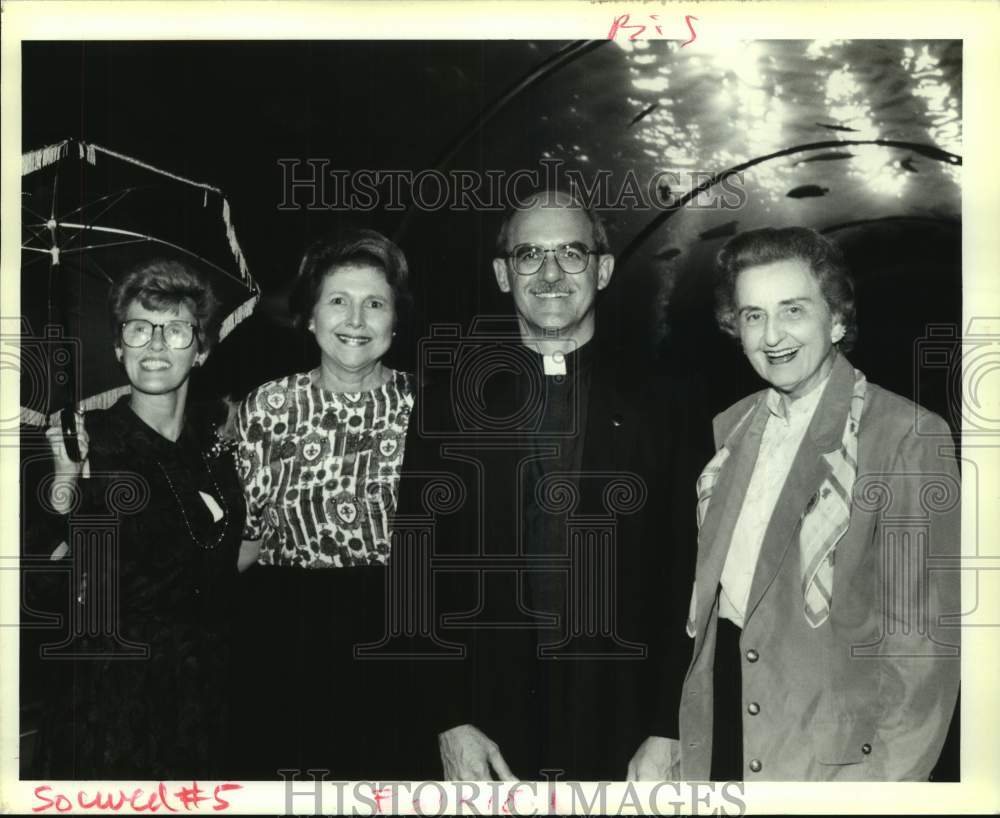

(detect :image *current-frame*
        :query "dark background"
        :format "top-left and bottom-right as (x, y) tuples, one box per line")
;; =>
(20, 39), (963, 779)
(21, 40), (963, 419)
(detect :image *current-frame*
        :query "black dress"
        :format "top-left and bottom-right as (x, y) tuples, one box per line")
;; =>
(37, 398), (244, 780)
(394, 335), (709, 780)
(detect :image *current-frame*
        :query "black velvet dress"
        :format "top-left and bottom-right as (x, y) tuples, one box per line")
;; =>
(37, 398), (244, 780)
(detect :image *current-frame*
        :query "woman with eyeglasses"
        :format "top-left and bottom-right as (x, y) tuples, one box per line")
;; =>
(40, 258), (245, 779)
(228, 228), (424, 780)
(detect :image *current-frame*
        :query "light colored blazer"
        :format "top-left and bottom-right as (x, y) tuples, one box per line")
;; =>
(679, 354), (961, 780)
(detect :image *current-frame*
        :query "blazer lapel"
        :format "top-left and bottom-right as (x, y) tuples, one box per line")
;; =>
(741, 438), (829, 625)
(742, 355), (856, 625)
(691, 396), (769, 645)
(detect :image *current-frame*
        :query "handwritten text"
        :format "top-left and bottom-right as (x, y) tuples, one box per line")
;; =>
(33, 782), (241, 813)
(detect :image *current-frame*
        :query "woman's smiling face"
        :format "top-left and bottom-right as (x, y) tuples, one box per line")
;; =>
(734, 257), (845, 400)
(116, 300), (205, 397)
(309, 263), (395, 378)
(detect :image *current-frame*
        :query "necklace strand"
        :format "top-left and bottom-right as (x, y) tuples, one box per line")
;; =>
(157, 453), (230, 550)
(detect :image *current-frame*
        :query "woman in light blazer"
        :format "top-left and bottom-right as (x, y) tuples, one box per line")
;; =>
(679, 227), (960, 781)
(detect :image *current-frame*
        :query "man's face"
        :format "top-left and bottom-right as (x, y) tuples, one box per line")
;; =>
(492, 203), (614, 347)
(734, 257), (845, 400)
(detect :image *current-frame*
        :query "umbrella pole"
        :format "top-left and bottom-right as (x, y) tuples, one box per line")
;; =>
(46, 171), (82, 457)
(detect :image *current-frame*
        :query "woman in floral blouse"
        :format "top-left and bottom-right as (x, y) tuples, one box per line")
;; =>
(230, 228), (420, 779)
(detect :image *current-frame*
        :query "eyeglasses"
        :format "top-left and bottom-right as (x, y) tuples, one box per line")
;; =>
(120, 319), (198, 350)
(506, 242), (598, 276)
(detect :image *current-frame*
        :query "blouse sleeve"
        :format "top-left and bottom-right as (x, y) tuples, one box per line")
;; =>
(235, 391), (268, 541)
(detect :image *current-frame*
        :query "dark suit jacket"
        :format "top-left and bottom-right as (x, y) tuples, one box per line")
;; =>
(394, 325), (709, 780)
(679, 354), (961, 780)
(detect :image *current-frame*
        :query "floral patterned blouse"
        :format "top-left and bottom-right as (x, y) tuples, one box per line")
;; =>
(235, 368), (414, 568)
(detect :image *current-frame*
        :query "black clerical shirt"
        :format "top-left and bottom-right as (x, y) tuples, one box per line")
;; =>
(518, 341), (594, 623)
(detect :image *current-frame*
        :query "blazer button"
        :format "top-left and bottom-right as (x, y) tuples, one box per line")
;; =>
(748, 759), (762, 773)
(862, 743), (872, 755)
(747, 702), (760, 715)
(745, 648), (759, 663)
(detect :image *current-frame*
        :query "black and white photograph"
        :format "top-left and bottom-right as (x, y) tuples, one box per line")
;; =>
(2, 1), (997, 814)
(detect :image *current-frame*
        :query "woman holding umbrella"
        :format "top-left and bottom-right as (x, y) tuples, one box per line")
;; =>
(230, 228), (422, 780)
(41, 258), (245, 779)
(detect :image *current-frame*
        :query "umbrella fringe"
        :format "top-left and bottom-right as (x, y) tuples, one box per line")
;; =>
(22, 140), (71, 175)
(42, 386), (133, 428)
(88, 142), (220, 195)
(219, 294), (259, 342)
(87, 142), (257, 278)
(221, 199), (252, 281)
(21, 407), (50, 427)
(20, 387), (134, 428)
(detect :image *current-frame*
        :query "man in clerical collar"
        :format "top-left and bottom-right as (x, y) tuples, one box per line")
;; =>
(680, 226), (960, 781)
(395, 189), (706, 782)
(491, 188), (614, 367)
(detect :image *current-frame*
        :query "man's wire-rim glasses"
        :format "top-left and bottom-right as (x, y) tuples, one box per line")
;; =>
(506, 242), (598, 276)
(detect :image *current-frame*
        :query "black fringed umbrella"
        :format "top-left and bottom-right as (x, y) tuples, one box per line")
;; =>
(20, 139), (260, 427)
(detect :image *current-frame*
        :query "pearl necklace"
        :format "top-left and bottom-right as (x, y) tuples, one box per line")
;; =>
(156, 453), (230, 550)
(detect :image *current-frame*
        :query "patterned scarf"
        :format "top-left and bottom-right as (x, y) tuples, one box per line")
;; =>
(800, 370), (866, 626)
(687, 369), (867, 635)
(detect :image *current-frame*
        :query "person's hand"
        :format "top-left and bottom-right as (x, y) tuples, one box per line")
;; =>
(626, 735), (681, 781)
(439, 724), (517, 781)
(45, 411), (90, 512)
(45, 411), (90, 473)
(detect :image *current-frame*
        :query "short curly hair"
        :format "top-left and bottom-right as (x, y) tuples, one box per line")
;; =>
(714, 226), (858, 352)
(110, 258), (221, 351)
(288, 228), (413, 341)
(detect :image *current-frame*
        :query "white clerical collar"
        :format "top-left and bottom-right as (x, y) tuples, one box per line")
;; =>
(542, 351), (567, 376)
